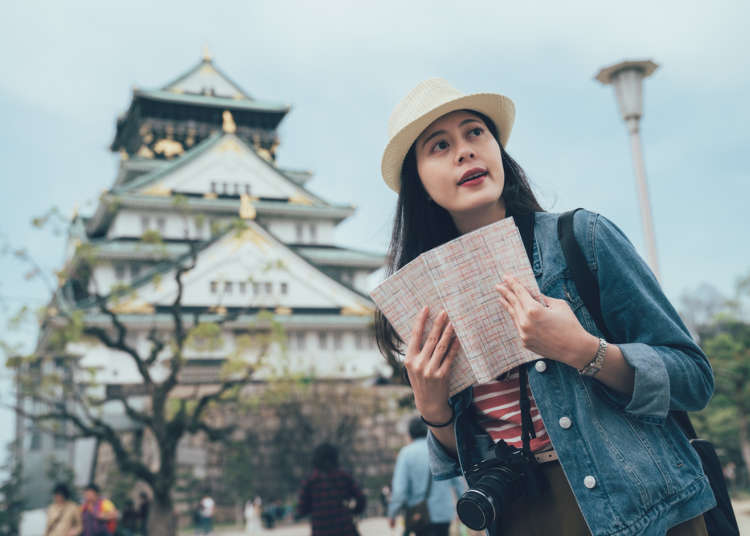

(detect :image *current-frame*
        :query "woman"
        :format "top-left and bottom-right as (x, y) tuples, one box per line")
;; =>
(296, 443), (366, 536)
(244, 496), (263, 535)
(44, 483), (82, 536)
(374, 78), (716, 535)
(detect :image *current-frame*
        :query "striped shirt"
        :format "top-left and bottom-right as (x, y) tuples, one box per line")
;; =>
(473, 369), (551, 452)
(296, 469), (365, 536)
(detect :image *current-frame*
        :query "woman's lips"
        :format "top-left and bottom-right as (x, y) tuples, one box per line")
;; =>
(458, 171), (487, 187)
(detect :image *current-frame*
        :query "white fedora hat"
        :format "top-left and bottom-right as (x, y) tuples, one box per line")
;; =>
(381, 78), (515, 193)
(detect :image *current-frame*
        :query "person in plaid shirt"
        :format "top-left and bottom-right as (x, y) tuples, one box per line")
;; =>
(296, 443), (366, 535)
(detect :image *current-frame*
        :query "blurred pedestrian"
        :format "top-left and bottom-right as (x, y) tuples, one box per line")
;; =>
(244, 496), (263, 534)
(118, 499), (139, 536)
(296, 443), (366, 536)
(136, 492), (150, 535)
(388, 418), (465, 536)
(197, 493), (215, 535)
(81, 483), (118, 536)
(44, 482), (82, 536)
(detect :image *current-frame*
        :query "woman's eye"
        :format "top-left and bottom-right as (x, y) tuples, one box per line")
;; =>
(432, 140), (449, 152)
(469, 127), (483, 137)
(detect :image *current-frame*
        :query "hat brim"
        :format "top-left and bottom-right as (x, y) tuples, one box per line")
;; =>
(381, 93), (515, 193)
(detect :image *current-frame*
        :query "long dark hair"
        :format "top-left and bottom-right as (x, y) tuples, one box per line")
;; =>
(374, 111), (544, 369)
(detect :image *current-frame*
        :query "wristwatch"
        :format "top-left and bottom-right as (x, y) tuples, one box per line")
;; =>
(579, 338), (607, 377)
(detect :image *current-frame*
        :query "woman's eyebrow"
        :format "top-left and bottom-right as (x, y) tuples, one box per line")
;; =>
(421, 129), (446, 149)
(420, 119), (483, 149)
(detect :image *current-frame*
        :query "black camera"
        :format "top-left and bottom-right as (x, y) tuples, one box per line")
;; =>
(456, 440), (546, 531)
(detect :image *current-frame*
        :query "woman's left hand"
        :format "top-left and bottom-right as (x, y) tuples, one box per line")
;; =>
(495, 274), (598, 368)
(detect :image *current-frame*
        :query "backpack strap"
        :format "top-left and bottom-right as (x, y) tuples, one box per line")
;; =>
(556, 209), (694, 439)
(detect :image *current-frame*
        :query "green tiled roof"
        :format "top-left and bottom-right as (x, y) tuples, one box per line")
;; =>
(293, 246), (385, 268)
(136, 89), (289, 113)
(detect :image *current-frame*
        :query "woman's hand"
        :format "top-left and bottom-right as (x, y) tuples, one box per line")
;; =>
(495, 275), (598, 369)
(404, 307), (460, 423)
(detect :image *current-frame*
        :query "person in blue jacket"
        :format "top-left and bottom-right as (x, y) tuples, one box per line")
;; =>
(374, 78), (716, 535)
(388, 417), (466, 536)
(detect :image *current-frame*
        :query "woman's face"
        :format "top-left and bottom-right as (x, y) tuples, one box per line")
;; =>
(415, 110), (505, 217)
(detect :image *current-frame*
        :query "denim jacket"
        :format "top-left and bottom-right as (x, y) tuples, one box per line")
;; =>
(426, 210), (717, 536)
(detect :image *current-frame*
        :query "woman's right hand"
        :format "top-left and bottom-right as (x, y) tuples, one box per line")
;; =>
(404, 307), (459, 423)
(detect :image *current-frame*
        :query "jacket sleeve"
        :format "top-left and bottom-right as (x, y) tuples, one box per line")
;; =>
(347, 474), (367, 515)
(426, 430), (462, 480)
(578, 211), (714, 423)
(387, 448), (409, 518)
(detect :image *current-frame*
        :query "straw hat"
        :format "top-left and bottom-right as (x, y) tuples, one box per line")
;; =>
(381, 78), (515, 193)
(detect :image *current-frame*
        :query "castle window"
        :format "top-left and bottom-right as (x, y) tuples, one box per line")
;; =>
(156, 217), (166, 233)
(281, 282), (288, 295)
(355, 332), (363, 350)
(114, 263), (126, 280)
(296, 332), (306, 350)
(224, 281), (233, 294)
(309, 224), (317, 243)
(140, 215), (150, 233)
(264, 282), (272, 295)
(210, 281), (218, 294)
(130, 264), (141, 278)
(318, 332), (327, 349)
(333, 332), (342, 350)
(210, 182), (217, 194)
(239, 282), (246, 294)
(253, 282), (260, 296)
(233, 183), (240, 196)
(244, 184), (252, 195)
(295, 223), (303, 242)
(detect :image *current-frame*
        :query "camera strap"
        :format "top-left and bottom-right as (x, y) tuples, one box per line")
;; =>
(512, 211), (539, 462)
(518, 366), (536, 460)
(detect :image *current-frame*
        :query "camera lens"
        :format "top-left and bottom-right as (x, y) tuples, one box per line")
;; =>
(457, 489), (495, 530)
(457, 466), (520, 530)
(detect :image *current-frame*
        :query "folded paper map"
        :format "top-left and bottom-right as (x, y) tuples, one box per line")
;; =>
(370, 217), (542, 396)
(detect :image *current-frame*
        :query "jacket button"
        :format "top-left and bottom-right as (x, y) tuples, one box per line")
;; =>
(534, 360), (547, 373)
(584, 475), (597, 489)
(558, 416), (572, 429)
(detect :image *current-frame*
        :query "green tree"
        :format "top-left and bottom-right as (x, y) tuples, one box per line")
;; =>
(4, 214), (282, 536)
(683, 270), (750, 489)
(0, 441), (25, 536)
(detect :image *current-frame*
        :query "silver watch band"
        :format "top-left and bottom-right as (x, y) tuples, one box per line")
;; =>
(579, 338), (608, 377)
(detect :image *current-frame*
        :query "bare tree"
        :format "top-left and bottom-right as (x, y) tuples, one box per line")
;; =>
(4, 214), (280, 536)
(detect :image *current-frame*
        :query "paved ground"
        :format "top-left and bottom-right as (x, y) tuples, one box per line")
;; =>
(184, 503), (750, 535)
(181, 517), (394, 536)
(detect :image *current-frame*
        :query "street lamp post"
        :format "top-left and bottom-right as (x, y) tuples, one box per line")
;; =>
(595, 59), (661, 281)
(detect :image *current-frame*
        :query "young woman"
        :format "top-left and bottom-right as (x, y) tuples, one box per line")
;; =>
(375, 78), (716, 536)
(296, 443), (367, 536)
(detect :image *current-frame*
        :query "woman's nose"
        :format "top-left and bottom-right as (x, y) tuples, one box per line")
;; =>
(457, 149), (475, 163)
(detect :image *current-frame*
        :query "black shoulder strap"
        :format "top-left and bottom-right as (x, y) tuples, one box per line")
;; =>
(556, 209), (696, 440)
(557, 209), (612, 341)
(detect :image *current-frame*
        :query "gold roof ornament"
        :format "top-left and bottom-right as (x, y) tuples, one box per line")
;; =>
(340, 305), (373, 316)
(71, 204), (79, 220)
(153, 138), (184, 159)
(110, 298), (155, 315)
(202, 45), (213, 62)
(222, 110), (237, 134)
(141, 184), (172, 196)
(119, 148), (129, 161)
(288, 193), (314, 206)
(136, 145), (154, 159)
(275, 306), (292, 315)
(239, 194), (256, 220)
(256, 147), (273, 162)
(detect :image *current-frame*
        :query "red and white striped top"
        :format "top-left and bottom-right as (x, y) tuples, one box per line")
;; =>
(473, 370), (551, 452)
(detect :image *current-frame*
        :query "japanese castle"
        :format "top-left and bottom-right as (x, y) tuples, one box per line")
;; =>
(19, 52), (388, 512)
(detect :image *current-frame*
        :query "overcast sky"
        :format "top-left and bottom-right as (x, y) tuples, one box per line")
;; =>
(1, 0), (748, 466)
